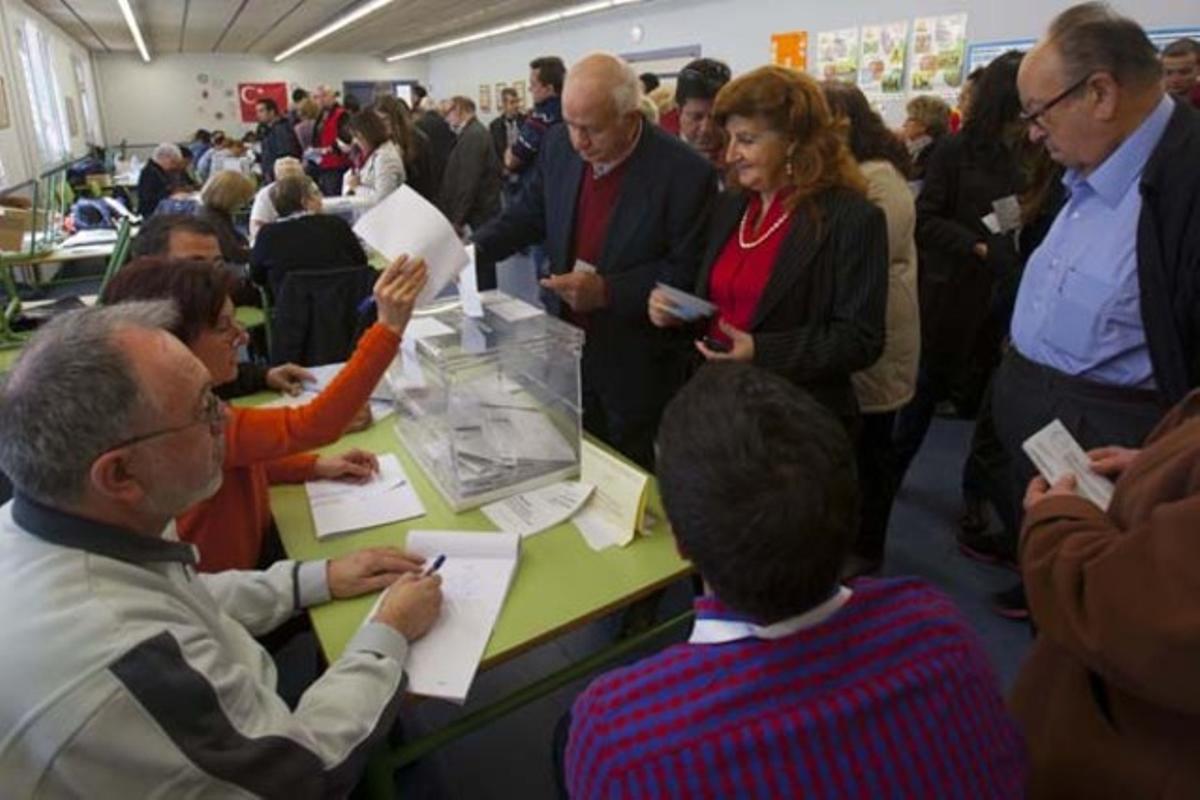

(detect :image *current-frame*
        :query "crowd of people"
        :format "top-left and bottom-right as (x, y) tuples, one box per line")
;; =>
(3, 2), (1200, 797)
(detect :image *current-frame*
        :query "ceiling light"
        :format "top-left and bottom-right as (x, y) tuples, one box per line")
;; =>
(385, 0), (642, 62)
(274, 0), (397, 63)
(116, 0), (150, 62)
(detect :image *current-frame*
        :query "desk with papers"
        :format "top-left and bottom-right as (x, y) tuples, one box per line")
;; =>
(249, 392), (693, 796)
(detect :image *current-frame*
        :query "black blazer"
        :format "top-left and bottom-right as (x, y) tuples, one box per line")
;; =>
(250, 213), (368, 299)
(696, 188), (888, 422)
(439, 118), (501, 230)
(489, 113), (525, 162)
(915, 133), (1024, 362)
(473, 122), (718, 418)
(136, 160), (171, 216)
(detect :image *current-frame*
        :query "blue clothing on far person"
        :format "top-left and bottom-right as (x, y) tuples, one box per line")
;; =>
(1009, 96), (1175, 389)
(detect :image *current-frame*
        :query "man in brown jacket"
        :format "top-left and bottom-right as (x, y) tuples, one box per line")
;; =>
(1012, 389), (1200, 798)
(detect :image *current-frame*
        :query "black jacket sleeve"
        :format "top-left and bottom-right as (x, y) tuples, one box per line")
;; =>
(915, 138), (983, 262)
(470, 147), (548, 262)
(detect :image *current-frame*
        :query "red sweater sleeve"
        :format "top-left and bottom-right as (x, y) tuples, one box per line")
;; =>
(222, 323), (400, 469)
(264, 453), (319, 484)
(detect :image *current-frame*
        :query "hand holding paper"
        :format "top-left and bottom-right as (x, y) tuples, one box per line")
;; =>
(1022, 419), (1115, 510)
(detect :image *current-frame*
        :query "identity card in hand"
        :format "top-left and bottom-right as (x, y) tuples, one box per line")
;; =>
(655, 282), (718, 322)
(1022, 419), (1114, 511)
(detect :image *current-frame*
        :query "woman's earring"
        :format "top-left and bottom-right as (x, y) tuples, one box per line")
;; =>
(786, 159), (795, 178)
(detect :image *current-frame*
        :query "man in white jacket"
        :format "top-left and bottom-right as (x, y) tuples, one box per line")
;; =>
(0, 301), (442, 797)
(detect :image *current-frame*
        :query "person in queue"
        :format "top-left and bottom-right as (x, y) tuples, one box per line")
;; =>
(100, 255), (428, 573)
(472, 52), (718, 469)
(0, 301), (442, 795)
(648, 66), (887, 434)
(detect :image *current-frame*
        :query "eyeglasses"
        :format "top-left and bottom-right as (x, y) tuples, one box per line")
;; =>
(105, 390), (226, 452)
(1020, 73), (1092, 129)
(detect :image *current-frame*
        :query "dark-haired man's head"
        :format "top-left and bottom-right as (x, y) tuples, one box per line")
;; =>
(131, 214), (221, 263)
(530, 56), (566, 103)
(675, 58), (731, 159)
(1162, 37), (1199, 98)
(255, 98), (280, 124)
(656, 364), (859, 622)
(639, 72), (660, 94)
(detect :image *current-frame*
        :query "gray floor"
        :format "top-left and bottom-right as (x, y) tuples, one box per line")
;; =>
(383, 410), (1032, 799)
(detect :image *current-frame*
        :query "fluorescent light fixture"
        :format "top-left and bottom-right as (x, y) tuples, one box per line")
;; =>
(116, 0), (150, 63)
(274, 0), (397, 63)
(385, 0), (642, 62)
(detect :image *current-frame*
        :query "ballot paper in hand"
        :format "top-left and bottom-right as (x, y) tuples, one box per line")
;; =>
(1022, 419), (1114, 511)
(573, 441), (650, 551)
(305, 454), (425, 537)
(655, 282), (718, 322)
(353, 185), (469, 306)
(460, 245), (484, 318)
(481, 481), (595, 538)
(397, 530), (521, 702)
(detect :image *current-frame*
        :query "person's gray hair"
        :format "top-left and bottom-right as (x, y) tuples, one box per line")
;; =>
(269, 174), (321, 216)
(0, 301), (179, 505)
(1046, 2), (1162, 89)
(152, 142), (182, 164)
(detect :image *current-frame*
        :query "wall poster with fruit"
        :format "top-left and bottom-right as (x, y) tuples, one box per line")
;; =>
(858, 21), (909, 95)
(907, 13), (968, 98)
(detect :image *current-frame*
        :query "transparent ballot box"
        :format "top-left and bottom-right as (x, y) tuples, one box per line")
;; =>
(389, 292), (585, 512)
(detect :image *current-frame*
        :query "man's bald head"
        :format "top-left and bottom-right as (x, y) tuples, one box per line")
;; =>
(562, 52), (643, 165)
(564, 53), (641, 117)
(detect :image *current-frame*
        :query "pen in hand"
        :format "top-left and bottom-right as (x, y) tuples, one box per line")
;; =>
(421, 554), (446, 577)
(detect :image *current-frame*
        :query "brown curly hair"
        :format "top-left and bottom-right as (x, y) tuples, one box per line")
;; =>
(713, 67), (866, 214)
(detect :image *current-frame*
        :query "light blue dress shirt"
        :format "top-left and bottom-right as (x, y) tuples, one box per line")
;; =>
(1010, 95), (1175, 389)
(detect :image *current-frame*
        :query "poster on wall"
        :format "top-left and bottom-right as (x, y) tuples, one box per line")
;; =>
(770, 30), (808, 70)
(908, 14), (968, 95)
(815, 28), (860, 84)
(479, 84), (492, 113)
(237, 82), (289, 123)
(512, 79), (527, 107)
(966, 39), (1035, 73)
(858, 21), (908, 94)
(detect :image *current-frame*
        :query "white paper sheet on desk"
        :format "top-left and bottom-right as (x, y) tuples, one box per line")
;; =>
(258, 391), (395, 422)
(61, 228), (118, 248)
(352, 185), (469, 306)
(482, 481), (595, 538)
(395, 530), (521, 702)
(303, 362), (393, 402)
(305, 454), (425, 537)
(1022, 419), (1114, 511)
(573, 441), (650, 551)
(486, 294), (543, 323)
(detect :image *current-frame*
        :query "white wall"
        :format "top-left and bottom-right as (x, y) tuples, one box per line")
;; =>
(422, 0), (1197, 122)
(94, 53), (429, 146)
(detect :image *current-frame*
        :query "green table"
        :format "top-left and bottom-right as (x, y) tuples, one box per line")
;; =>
(258, 396), (693, 795)
(0, 344), (21, 373)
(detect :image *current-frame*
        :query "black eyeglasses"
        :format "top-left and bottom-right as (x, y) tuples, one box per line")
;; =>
(105, 390), (226, 452)
(1020, 73), (1093, 128)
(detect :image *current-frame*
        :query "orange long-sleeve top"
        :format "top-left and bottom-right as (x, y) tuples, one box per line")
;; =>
(178, 323), (401, 572)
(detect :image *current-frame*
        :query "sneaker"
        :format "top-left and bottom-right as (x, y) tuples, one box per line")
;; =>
(957, 528), (1019, 571)
(992, 583), (1029, 621)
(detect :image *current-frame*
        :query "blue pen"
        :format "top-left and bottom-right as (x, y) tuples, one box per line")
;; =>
(421, 554), (446, 577)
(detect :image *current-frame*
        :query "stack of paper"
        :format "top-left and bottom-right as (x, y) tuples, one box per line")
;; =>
(304, 454), (425, 537)
(654, 282), (717, 322)
(397, 530), (521, 702)
(573, 441), (651, 551)
(352, 185), (470, 306)
(1022, 419), (1115, 510)
(482, 481), (595, 538)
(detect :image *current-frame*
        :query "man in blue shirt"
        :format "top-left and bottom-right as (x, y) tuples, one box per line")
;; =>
(990, 2), (1200, 616)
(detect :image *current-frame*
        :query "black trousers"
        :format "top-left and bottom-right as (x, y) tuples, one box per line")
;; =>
(962, 376), (1020, 544)
(854, 410), (899, 562)
(991, 350), (1166, 532)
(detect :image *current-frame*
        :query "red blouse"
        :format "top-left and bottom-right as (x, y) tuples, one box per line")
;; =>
(707, 190), (792, 340)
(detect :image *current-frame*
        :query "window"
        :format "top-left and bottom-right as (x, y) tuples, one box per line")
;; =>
(71, 54), (100, 144)
(16, 20), (69, 164)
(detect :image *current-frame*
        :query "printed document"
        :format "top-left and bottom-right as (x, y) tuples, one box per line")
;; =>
(1022, 419), (1114, 510)
(305, 454), (425, 537)
(573, 441), (650, 551)
(482, 481), (595, 538)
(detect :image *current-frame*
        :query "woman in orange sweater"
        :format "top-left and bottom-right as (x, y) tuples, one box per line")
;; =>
(102, 254), (427, 571)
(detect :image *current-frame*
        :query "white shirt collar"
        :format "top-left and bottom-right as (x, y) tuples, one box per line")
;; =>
(689, 586), (854, 645)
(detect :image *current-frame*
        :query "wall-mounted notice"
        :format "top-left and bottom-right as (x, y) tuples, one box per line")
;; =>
(771, 30), (808, 70)
(859, 21), (909, 95)
(966, 39), (1036, 73)
(816, 28), (860, 84)
(908, 14), (968, 95)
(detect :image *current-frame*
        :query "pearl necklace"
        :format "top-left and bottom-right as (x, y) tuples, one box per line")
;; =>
(738, 200), (791, 249)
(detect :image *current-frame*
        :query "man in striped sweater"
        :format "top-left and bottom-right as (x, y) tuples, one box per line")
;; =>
(565, 363), (1028, 798)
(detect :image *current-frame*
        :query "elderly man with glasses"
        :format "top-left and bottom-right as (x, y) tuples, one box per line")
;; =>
(0, 302), (443, 796)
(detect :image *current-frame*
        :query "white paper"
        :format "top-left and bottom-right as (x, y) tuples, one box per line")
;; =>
(61, 228), (118, 248)
(454, 407), (576, 466)
(400, 530), (521, 702)
(654, 282), (718, 322)
(1022, 419), (1114, 510)
(460, 245), (484, 318)
(353, 185), (470, 306)
(486, 294), (543, 323)
(981, 213), (1002, 235)
(573, 441), (649, 551)
(481, 481), (595, 538)
(572, 259), (597, 274)
(258, 391), (395, 421)
(303, 362), (392, 402)
(102, 196), (136, 219)
(992, 195), (1022, 233)
(404, 316), (454, 341)
(305, 454), (425, 537)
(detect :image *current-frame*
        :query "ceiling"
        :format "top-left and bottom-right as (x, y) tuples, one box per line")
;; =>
(26, 0), (578, 59)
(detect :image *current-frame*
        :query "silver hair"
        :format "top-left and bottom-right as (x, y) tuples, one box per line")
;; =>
(1046, 2), (1162, 88)
(152, 142), (182, 164)
(0, 301), (179, 505)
